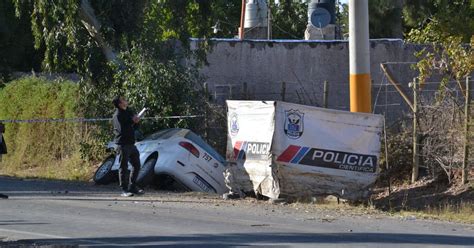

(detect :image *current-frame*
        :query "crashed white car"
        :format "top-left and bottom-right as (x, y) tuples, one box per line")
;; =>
(93, 128), (228, 194)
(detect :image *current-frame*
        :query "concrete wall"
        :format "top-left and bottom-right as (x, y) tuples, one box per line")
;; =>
(191, 38), (453, 121)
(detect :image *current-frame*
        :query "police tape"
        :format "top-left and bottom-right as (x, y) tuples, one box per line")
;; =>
(0, 115), (204, 124)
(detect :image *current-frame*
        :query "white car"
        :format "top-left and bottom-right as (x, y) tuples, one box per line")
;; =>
(93, 128), (228, 194)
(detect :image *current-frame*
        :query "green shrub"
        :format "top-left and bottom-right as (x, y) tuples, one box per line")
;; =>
(76, 42), (207, 161)
(0, 76), (94, 180)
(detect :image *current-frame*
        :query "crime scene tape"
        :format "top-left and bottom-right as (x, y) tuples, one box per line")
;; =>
(0, 115), (203, 124)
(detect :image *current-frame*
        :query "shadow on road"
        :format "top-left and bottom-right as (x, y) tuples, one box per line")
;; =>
(3, 232), (474, 247)
(0, 175), (112, 191)
(0, 175), (222, 202)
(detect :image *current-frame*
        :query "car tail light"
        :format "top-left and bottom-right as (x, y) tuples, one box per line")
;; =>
(179, 141), (200, 158)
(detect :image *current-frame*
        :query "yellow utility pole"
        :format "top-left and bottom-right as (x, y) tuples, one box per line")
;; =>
(349, 0), (371, 113)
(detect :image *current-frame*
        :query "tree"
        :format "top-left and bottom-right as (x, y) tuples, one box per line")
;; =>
(12, 0), (232, 77)
(271, 1), (308, 39)
(9, 0), (220, 156)
(337, 2), (349, 39)
(325, 0), (404, 39)
(368, 0), (403, 38)
(12, 0), (148, 77)
(0, 0), (42, 80)
(140, 1), (239, 45)
(406, 0), (472, 183)
(206, 0), (241, 38)
(407, 0), (473, 94)
(270, 0), (404, 40)
(404, 0), (473, 43)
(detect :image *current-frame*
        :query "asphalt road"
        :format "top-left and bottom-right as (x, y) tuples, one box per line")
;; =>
(0, 176), (473, 248)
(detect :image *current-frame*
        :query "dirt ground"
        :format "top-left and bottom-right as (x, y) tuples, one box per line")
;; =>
(371, 177), (473, 212)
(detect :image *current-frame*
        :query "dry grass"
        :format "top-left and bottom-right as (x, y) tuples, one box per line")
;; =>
(0, 153), (95, 181)
(0, 77), (101, 182)
(291, 192), (474, 224)
(399, 201), (474, 224)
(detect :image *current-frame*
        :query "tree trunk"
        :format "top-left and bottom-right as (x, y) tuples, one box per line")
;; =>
(78, 0), (118, 63)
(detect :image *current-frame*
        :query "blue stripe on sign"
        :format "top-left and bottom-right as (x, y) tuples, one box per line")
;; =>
(290, 147), (309, 164)
(238, 142), (247, 159)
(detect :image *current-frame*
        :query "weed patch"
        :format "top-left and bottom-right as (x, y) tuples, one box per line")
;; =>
(0, 76), (96, 180)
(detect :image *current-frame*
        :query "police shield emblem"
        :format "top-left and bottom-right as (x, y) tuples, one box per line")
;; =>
(230, 113), (239, 136)
(284, 109), (304, 139)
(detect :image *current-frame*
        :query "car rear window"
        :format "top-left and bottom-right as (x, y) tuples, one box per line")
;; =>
(185, 131), (225, 164)
(143, 129), (183, 141)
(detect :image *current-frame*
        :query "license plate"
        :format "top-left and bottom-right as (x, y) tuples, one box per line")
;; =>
(193, 175), (211, 192)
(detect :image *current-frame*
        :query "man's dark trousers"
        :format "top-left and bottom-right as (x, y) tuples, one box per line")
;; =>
(118, 144), (141, 191)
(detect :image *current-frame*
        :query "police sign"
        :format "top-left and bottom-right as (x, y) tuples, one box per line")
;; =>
(226, 100), (383, 201)
(277, 145), (376, 173)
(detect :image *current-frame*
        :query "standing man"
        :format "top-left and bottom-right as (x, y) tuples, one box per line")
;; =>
(0, 122), (9, 199)
(112, 96), (144, 197)
(0, 122), (6, 161)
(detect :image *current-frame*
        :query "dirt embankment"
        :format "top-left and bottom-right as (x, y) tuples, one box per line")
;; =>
(372, 178), (473, 213)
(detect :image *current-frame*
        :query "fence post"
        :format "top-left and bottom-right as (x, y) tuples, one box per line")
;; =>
(383, 117), (391, 194)
(323, 80), (329, 108)
(462, 76), (471, 184)
(281, 82), (286, 101)
(411, 78), (419, 184)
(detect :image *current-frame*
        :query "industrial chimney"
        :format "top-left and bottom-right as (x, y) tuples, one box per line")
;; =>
(305, 0), (337, 40)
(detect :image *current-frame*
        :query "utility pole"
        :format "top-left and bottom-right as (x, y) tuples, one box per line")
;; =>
(349, 0), (371, 113)
(239, 0), (246, 39)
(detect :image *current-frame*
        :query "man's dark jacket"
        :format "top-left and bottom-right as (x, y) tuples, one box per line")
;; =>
(0, 135), (6, 154)
(113, 108), (136, 145)
(0, 123), (6, 154)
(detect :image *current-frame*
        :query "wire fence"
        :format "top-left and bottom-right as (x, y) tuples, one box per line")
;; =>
(373, 62), (473, 185)
(208, 61), (473, 185)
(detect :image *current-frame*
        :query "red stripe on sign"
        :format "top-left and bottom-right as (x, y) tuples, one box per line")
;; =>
(277, 145), (301, 162)
(233, 141), (243, 159)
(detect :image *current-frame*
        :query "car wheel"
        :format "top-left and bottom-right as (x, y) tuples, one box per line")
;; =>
(94, 156), (117, 185)
(136, 157), (157, 187)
